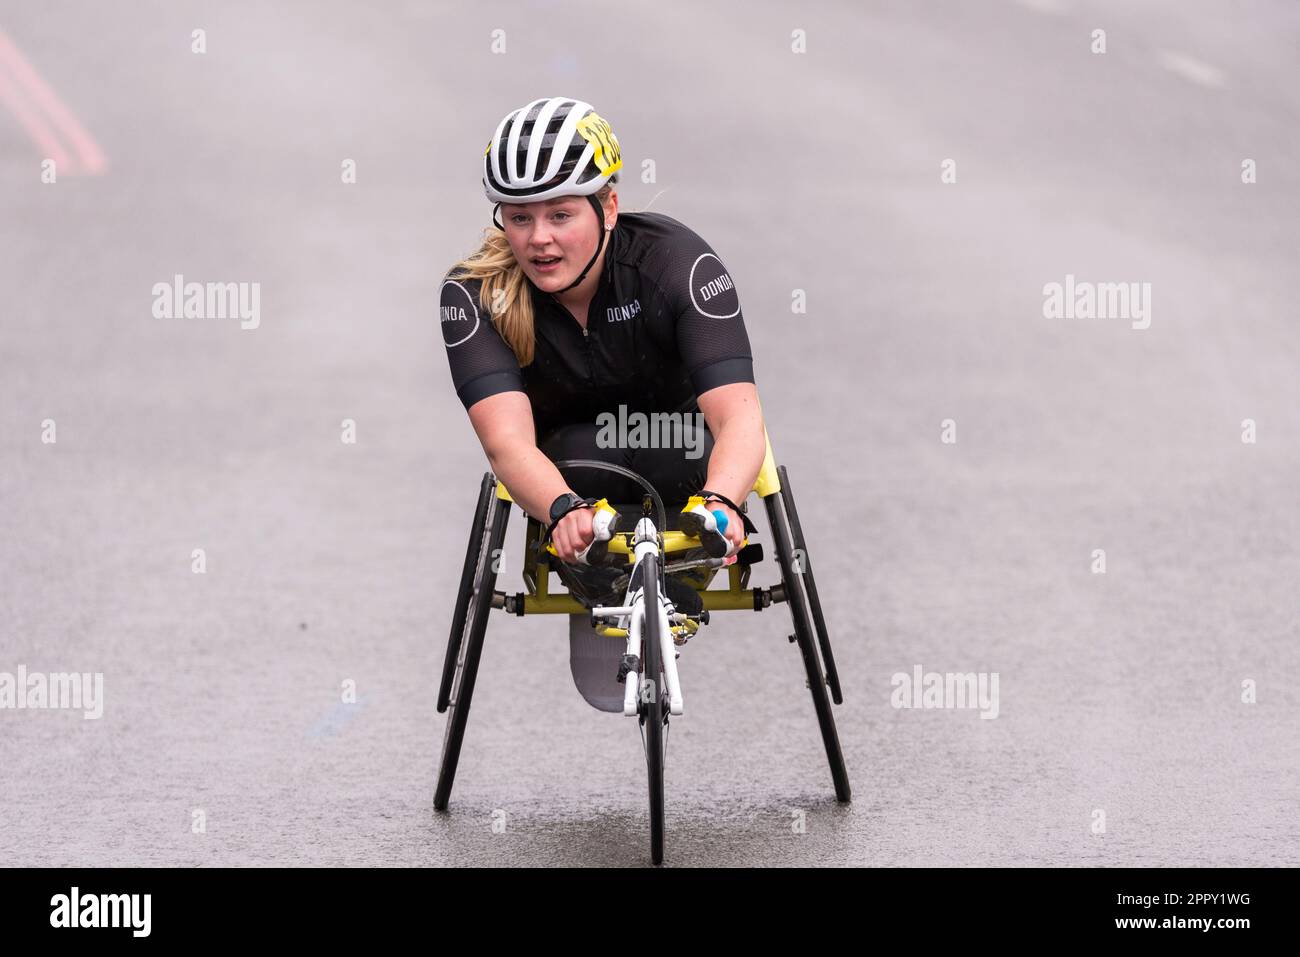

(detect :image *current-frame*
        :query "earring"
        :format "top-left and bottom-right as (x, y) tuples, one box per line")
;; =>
(605, 223), (613, 231)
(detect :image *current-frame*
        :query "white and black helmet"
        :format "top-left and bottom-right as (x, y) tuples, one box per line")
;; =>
(483, 97), (623, 293)
(483, 96), (622, 203)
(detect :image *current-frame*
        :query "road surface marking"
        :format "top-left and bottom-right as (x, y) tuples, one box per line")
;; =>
(1157, 49), (1226, 89)
(0, 28), (106, 174)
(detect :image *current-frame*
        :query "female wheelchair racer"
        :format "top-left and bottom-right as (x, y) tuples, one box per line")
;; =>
(435, 100), (849, 864)
(439, 96), (767, 704)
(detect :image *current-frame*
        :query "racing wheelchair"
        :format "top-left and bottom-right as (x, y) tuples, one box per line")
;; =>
(434, 431), (849, 865)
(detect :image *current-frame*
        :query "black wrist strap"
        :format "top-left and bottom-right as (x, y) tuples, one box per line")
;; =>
(542, 497), (598, 544)
(697, 489), (758, 535)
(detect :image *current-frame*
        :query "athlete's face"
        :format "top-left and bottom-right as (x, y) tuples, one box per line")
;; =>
(501, 193), (614, 294)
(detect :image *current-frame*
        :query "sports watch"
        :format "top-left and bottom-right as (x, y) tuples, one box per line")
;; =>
(549, 492), (591, 524)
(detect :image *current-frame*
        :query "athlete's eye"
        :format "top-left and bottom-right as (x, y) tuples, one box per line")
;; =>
(509, 215), (529, 226)
(552, 212), (571, 222)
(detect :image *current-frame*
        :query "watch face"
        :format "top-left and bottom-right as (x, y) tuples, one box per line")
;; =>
(550, 494), (578, 523)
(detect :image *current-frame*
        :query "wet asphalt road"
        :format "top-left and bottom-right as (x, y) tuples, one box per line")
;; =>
(1, 0), (1298, 866)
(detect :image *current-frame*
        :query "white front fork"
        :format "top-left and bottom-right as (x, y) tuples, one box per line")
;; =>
(658, 597), (683, 715)
(622, 610), (641, 717)
(613, 538), (684, 717)
(617, 594), (683, 717)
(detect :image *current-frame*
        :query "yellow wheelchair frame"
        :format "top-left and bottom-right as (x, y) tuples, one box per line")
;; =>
(434, 430), (850, 857)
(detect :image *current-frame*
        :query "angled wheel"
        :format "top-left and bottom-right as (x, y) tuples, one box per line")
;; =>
(764, 491), (851, 803)
(638, 553), (667, 865)
(439, 473), (496, 713)
(777, 465), (843, 704)
(434, 492), (511, 811)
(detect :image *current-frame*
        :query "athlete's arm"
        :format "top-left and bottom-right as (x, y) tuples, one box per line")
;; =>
(697, 383), (766, 553)
(442, 273), (595, 561)
(466, 391), (559, 523)
(465, 392), (595, 563)
(647, 219), (765, 544)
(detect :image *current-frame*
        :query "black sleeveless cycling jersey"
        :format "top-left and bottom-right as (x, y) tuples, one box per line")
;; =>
(439, 211), (755, 440)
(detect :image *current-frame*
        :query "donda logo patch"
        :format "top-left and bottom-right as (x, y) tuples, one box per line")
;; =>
(606, 298), (641, 322)
(440, 280), (480, 347)
(688, 253), (739, 319)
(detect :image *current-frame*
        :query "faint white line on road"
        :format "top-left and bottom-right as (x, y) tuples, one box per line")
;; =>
(1157, 49), (1226, 89)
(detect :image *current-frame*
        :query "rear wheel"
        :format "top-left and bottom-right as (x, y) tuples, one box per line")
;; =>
(434, 494), (511, 811)
(777, 465), (843, 704)
(764, 491), (851, 803)
(438, 473), (496, 713)
(639, 554), (666, 865)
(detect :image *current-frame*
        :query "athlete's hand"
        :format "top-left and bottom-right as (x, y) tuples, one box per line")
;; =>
(552, 505), (595, 564)
(711, 502), (746, 556)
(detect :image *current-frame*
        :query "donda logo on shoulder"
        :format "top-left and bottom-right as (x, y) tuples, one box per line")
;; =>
(698, 273), (733, 302)
(687, 253), (739, 319)
(440, 279), (481, 347)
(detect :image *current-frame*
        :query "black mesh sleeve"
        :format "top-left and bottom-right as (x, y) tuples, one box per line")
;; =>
(645, 219), (755, 395)
(439, 271), (526, 409)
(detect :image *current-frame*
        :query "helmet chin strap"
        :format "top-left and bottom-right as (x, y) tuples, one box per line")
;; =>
(553, 193), (608, 294)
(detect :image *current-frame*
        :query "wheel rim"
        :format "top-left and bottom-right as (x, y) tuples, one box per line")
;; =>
(639, 555), (666, 863)
(440, 512), (495, 764)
